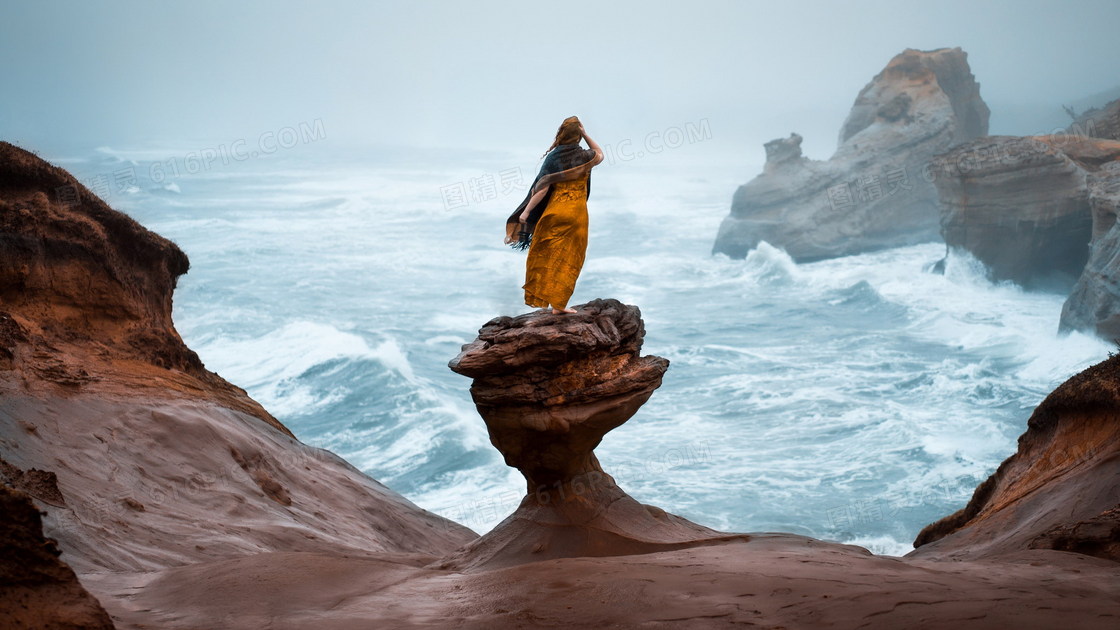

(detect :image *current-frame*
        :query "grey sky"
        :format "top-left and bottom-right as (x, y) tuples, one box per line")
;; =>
(2, 0), (1117, 160)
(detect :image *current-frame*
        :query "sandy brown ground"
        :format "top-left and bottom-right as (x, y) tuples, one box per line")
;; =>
(82, 536), (1120, 629)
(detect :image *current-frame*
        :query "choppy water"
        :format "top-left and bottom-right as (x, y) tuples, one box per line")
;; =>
(51, 142), (1109, 556)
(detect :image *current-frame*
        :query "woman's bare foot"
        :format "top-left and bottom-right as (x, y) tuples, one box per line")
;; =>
(552, 307), (577, 314)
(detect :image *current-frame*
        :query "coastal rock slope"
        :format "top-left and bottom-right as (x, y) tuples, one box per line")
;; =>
(713, 47), (989, 261)
(912, 352), (1120, 562)
(0, 140), (474, 589)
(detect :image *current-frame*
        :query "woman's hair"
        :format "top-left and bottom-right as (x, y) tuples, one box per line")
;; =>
(540, 116), (582, 159)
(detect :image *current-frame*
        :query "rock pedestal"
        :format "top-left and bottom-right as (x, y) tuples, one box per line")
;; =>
(445, 299), (741, 570)
(449, 298), (668, 491)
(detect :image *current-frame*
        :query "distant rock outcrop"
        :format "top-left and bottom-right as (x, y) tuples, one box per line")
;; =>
(1061, 162), (1120, 338)
(1069, 98), (1120, 142)
(713, 47), (989, 261)
(927, 129), (1120, 337)
(912, 353), (1120, 562)
(444, 298), (744, 570)
(930, 135), (1120, 289)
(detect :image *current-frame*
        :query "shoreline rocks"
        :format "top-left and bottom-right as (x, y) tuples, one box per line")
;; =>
(713, 47), (989, 261)
(912, 354), (1120, 562)
(0, 141), (474, 596)
(926, 128), (1120, 336)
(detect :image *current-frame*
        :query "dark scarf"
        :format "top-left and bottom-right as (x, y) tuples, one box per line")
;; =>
(505, 143), (596, 250)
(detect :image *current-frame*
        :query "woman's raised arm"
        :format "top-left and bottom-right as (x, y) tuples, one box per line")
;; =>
(581, 125), (605, 167)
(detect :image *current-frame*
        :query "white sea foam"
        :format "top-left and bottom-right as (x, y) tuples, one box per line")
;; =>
(837, 535), (915, 557)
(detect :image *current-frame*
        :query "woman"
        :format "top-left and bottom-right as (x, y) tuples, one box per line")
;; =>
(504, 116), (604, 314)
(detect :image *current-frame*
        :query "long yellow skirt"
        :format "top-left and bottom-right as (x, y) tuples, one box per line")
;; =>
(523, 175), (589, 310)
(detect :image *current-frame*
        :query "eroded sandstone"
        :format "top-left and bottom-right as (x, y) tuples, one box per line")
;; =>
(443, 299), (744, 570)
(912, 353), (1120, 562)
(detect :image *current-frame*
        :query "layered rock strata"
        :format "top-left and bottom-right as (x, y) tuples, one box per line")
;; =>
(930, 135), (1120, 289)
(928, 129), (1120, 336)
(713, 47), (989, 261)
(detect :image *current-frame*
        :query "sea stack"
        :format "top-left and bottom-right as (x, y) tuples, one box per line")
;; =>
(713, 47), (990, 261)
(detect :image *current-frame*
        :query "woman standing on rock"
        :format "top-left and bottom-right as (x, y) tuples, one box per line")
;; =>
(505, 116), (604, 314)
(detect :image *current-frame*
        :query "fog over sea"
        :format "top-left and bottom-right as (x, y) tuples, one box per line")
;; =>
(50, 138), (1109, 556)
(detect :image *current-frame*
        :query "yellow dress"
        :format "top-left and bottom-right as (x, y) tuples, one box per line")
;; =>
(523, 174), (589, 309)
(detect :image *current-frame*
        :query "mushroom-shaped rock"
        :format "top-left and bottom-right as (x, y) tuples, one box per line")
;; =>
(444, 298), (746, 570)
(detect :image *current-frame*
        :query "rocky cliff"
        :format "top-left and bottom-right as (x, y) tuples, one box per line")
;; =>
(713, 47), (989, 261)
(930, 135), (1120, 290)
(0, 139), (475, 592)
(1061, 161), (1120, 337)
(927, 128), (1120, 337)
(912, 353), (1120, 562)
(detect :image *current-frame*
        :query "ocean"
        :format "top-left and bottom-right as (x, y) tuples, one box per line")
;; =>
(47, 138), (1109, 556)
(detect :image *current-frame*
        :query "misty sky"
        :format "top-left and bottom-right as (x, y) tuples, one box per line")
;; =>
(2, 0), (1118, 161)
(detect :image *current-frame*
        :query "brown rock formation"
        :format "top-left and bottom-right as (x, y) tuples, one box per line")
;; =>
(443, 298), (743, 570)
(931, 135), (1120, 289)
(912, 353), (1120, 561)
(0, 141), (474, 602)
(0, 484), (115, 629)
(713, 47), (989, 261)
(0, 140), (280, 428)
